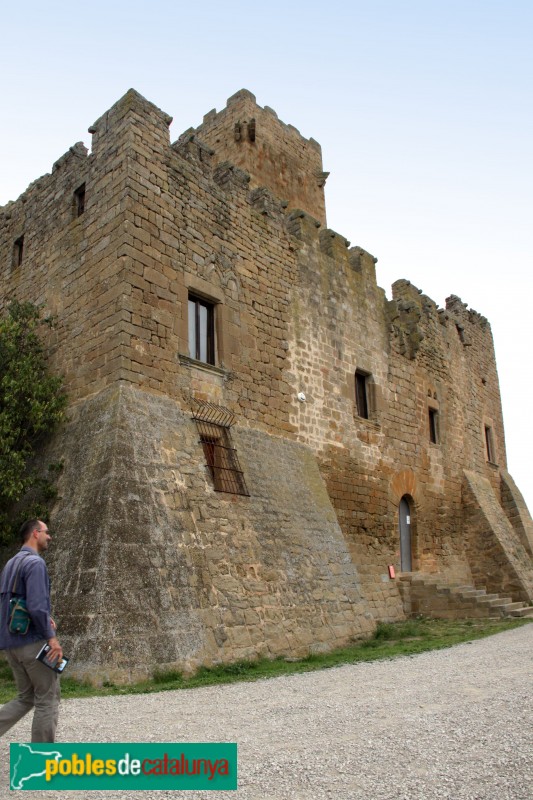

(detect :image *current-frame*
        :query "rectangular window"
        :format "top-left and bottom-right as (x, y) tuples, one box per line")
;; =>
(355, 370), (370, 419)
(192, 400), (249, 496)
(485, 425), (495, 463)
(13, 236), (24, 268)
(188, 295), (215, 365)
(429, 408), (439, 444)
(200, 427), (244, 494)
(74, 183), (86, 217)
(197, 422), (249, 495)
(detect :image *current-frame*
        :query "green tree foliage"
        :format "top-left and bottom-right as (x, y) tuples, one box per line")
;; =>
(0, 301), (67, 542)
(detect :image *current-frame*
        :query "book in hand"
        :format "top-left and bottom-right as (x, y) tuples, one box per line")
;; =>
(35, 643), (69, 673)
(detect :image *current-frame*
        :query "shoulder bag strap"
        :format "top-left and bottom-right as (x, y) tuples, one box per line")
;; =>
(11, 552), (33, 596)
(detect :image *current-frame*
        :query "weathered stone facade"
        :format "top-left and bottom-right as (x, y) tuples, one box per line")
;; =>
(1, 88), (531, 681)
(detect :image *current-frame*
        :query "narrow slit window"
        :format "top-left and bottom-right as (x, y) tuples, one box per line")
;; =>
(355, 370), (370, 419)
(188, 295), (215, 365)
(13, 236), (24, 268)
(74, 183), (86, 217)
(429, 408), (439, 444)
(485, 425), (495, 463)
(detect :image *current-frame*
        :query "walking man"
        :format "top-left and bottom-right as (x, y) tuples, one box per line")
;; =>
(0, 519), (62, 742)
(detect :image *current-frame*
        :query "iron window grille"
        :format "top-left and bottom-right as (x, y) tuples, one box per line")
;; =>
(192, 400), (249, 496)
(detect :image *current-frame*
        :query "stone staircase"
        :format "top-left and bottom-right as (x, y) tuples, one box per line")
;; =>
(398, 572), (533, 620)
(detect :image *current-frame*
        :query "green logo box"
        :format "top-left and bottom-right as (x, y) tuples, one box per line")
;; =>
(10, 742), (237, 791)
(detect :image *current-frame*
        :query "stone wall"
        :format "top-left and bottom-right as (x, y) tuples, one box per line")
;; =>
(280, 216), (509, 614)
(45, 383), (373, 682)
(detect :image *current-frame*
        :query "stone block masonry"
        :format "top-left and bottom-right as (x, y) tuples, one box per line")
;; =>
(192, 89), (328, 227)
(45, 384), (373, 682)
(0, 88), (531, 680)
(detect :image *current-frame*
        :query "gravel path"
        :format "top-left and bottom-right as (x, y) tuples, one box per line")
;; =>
(1, 625), (532, 799)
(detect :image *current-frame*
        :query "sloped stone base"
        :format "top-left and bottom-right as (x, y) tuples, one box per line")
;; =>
(463, 470), (533, 604)
(45, 383), (374, 683)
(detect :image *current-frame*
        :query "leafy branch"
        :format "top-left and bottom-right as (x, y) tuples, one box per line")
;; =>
(0, 301), (67, 542)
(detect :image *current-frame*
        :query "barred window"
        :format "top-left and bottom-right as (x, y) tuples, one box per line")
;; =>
(192, 400), (249, 496)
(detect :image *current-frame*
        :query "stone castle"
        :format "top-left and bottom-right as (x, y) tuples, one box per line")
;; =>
(1, 89), (532, 681)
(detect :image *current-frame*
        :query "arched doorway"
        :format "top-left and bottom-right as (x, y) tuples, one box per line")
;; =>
(399, 496), (413, 572)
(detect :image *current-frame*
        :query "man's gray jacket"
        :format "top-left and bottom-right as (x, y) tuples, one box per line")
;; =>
(0, 546), (55, 649)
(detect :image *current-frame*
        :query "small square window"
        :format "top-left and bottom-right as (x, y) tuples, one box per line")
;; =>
(355, 370), (370, 419)
(188, 294), (215, 365)
(13, 236), (24, 268)
(429, 408), (439, 444)
(73, 183), (86, 217)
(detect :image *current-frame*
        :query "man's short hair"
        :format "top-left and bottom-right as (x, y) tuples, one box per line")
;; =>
(19, 519), (40, 544)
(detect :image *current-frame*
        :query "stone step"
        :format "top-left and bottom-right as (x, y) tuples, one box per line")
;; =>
(493, 601), (526, 613)
(398, 572), (417, 581)
(476, 596), (509, 606)
(509, 606), (533, 618)
(453, 588), (487, 598)
(401, 573), (533, 621)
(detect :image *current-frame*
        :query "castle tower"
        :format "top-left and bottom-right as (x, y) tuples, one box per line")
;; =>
(190, 89), (329, 226)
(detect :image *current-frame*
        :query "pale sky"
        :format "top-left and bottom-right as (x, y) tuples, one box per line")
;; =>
(1, 0), (532, 509)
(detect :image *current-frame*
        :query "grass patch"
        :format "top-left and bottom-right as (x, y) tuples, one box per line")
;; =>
(0, 617), (529, 703)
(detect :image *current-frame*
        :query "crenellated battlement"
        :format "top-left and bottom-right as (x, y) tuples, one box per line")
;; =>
(88, 88), (173, 154)
(190, 89), (328, 226)
(445, 294), (489, 329)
